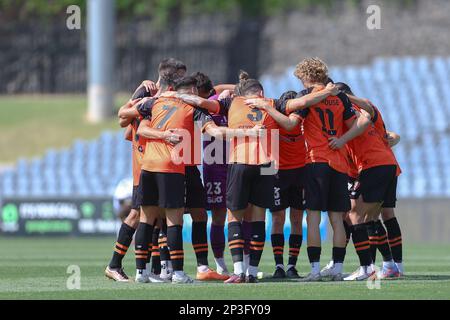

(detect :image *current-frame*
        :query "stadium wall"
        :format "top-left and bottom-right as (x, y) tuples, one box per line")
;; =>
(395, 199), (450, 243)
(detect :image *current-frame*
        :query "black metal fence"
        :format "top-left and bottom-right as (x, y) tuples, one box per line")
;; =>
(0, 16), (268, 94)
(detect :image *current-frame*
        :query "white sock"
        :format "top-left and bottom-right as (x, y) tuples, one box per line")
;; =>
(174, 270), (185, 277)
(276, 264), (285, 270)
(311, 262), (320, 275)
(197, 265), (209, 273)
(247, 265), (258, 277)
(215, 257), (228, 273)
(395, 262), (404, 274)
(333, 262), (343, 274)
(286, 264), (294, 271)
(234, 261), (244, 275)
(137, 269), (145, 275)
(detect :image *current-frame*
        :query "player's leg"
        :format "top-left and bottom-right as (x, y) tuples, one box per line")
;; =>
(158, 217), (173, 280)
(381, 175), (403, 276)
(270, 170), (287, 278)
(105, 207), (139, 282)
(132, 170), (159, 283)
(271, 210), (286, 278)
(158, 172), (193, 284)
(205, 164), (230, 276)
(135, 205), (161, 283)
(327, 211), (346, 280)
(242, 206), (252, 272)
(286, 167), (306, 278)
(149, 217), (162, 277)
(247, 205), (267, 283)
(344, 201), (374, 281)
(324, 168), (351, 281)
(286, 208), (303, 278)
(301, 163), (329, 281)
(224, 164), (251, 283)
(186, 166), (226, 280)
(365, 166), (399, 277)
(166, 207), (190, 283)
(210, 208), (229, 275)
(246, 163), (275, 283)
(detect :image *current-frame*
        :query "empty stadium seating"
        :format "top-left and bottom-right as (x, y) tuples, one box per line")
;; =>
(1, 56), (449, 199)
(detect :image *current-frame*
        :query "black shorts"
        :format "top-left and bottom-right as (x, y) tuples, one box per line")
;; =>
(271, 167), (306, 212)
(304, 163), (351, 212)
(131, 185), (140, 210)
(226, 163), (275, 211)
(359, 165), (398, 208)
(138, 170), (185, 209)
(185, 166), (207, 209)
(348, 177), (360, 200)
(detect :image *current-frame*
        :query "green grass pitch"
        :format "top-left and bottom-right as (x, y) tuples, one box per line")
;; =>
(0, 237), (449, 300)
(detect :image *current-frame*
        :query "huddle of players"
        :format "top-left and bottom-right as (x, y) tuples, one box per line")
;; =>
(105, 56), (404, 284)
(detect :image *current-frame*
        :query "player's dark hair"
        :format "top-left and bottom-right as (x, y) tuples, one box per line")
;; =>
(174, 76), (198, 91)
(235, 70), (263, 96)
(279, 90), (297, 102)
(192, 72), (214, 96)
(158, 58), (187, 80)
(335, 82), (354, 95)
(159, 72), (181, 89)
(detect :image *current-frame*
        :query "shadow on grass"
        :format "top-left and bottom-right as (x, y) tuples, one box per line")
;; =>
(257, 274), (450, 283)
(401, 275), (450, 281)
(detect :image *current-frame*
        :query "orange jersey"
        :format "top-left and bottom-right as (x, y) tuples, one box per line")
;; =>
(140, 96), (213, 174)
(370, 103), (402, 176)
(345, 145), (359, 179)
(274, 99), (306, 169)
(222, 97), (279, 165)
(346, 104), (399, 173)
(129, 117), (148, 186)
(292, 89), (356, 174)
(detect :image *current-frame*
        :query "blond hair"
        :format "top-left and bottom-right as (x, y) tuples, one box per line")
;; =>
(294, 57), (329, 85)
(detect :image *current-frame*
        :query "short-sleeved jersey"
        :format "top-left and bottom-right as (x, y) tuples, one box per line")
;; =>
(127, 87), (153, 186)
(140, 96), (213, 174)
(129, 116), (148, 185)
(293, 88), (356, 174)
(346, 104), (399, 173)
(203, 94), (228, 166)
(220, 96), (278, 165)
(275, 97), (306, 169)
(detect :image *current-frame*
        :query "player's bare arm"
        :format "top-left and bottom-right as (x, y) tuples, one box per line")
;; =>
(117, 98), (143, 125)
(176, 93), (221, 114)
(328, 110), (371, 150)
(213, 84), (236, 95)
(244, 98), (300, 131)
(347, 94), (375, 119)
(286, 82), (339, 113)
(132, 80), (158, 97)
(136, 119), (183, 146)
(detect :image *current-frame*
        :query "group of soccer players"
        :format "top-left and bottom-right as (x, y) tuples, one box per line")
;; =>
(104, 57), (404, 284)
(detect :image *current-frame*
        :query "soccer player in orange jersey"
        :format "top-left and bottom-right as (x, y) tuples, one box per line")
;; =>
(280, 58), (370, 281)
(136, 75), (263, 283)
(244, 85), (341, 279)
(332, 82), (403, 279)
(104, 59), (186, 283)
